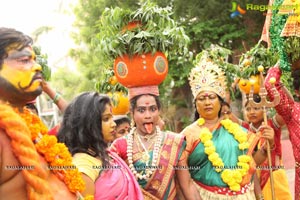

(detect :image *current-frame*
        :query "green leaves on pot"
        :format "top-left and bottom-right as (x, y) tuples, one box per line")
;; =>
(33, 46), (51, 81)
(95, 69), (127, 95)
(94, 1), (190, 65)
(239, 41), (279, 78)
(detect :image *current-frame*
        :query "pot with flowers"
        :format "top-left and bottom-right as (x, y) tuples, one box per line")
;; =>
(94, 1), (190, 90)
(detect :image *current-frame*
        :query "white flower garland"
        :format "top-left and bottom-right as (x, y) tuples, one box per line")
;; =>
(126, 126), (162, 180)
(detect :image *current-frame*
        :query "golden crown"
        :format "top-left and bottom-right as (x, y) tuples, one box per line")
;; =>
(189, 58), (227, 99)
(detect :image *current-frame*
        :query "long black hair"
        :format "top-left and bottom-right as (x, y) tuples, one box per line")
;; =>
(57, 92), (111, 166)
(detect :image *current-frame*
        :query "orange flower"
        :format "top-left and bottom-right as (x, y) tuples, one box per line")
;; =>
(14, 107), (87, 195)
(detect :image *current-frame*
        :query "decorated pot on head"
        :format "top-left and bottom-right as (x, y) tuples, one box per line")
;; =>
(114, 51), (168, 99)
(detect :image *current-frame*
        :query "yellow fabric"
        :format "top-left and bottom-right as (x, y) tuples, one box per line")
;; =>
(262, 169), (292, 200)
(73, 153), (102, 182)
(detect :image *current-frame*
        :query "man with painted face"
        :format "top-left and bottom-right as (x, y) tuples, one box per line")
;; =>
(0, 28), (77, 199)
(0, 34), (42, 103)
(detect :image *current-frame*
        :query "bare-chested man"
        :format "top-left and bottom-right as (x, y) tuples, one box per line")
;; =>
(0, 28), (76, 199)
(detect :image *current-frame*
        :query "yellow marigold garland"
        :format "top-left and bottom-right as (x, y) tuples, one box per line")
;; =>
(197, 118), (251, 192)
(15, 107), (94, 199)
(80, 195), (94, 200)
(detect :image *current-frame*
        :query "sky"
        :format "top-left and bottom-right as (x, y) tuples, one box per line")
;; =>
(0, 0), (77, 70)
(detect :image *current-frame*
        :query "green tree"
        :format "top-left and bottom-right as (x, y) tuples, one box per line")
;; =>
(70, 0), (268, 131)
(70, 0), (139, 93)
(51, 67), (91, 102)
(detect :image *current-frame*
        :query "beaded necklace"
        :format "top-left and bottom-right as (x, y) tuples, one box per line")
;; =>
(127, 126), (162, 180)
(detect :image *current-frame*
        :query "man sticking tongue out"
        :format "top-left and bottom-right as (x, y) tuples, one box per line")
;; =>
(144, 123), (153, 134)
(109, 46), (199, 199)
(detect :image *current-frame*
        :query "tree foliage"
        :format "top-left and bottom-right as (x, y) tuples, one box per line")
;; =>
(70, 0), (269, 130)
(70, 0), (140, 93)
(51, 67), (91, 101)
(71, 0), (267, 88)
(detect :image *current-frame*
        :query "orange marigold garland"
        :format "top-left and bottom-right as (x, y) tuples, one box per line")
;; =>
(14, 107), (89, 197)
(0, 103), (53, 200)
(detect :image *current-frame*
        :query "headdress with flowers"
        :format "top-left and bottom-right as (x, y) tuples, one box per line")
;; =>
(189, 56), (227, 99)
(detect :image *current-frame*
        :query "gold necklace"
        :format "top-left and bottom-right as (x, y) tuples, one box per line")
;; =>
(137, 135), (150, 163)
(136, 133), (157, 162)
(137, 133), (156, 149)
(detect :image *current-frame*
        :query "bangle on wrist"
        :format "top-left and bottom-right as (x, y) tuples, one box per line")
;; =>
(52, 92), (61, 104)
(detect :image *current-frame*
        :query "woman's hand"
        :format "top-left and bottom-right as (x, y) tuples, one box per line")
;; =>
(253, 123), (275, 165)
(259, 124), (275, 148)
(41, 80), (53, 95)
(41, 80), (68, 112)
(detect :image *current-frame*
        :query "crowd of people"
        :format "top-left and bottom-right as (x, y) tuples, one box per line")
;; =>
(0, 27), (299, 200)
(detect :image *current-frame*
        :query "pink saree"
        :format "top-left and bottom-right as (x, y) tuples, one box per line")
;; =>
(94, 151), (143, 200)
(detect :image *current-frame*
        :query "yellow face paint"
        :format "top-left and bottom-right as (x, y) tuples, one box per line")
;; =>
(102, 104), (116, 143)
(0, 47), (42, 93)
